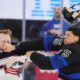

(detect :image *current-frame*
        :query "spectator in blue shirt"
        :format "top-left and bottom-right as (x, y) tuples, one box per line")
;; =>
(39, 6), (71, 37)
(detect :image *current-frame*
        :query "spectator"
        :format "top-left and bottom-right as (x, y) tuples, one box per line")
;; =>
(39, 6), (71, 37)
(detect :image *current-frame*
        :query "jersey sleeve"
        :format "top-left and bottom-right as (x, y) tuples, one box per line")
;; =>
(15, 35), (64, 54)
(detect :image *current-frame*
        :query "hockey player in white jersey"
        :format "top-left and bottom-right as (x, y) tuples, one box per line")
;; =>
(0, 29), (29, 80)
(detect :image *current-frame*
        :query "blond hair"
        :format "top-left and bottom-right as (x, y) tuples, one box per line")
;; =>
(0, 29), (12, 36)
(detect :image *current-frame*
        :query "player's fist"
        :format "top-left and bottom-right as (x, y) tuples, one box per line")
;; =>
(3, 43), (15, 52)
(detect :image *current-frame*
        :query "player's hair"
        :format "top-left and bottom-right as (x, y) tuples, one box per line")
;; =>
(0, 29), (12, 36)
(67, 27), (80, 36)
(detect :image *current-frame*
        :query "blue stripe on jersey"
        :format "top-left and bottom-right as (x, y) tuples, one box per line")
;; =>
(49, 55), (68, 69)
(59, 70), (80, 79)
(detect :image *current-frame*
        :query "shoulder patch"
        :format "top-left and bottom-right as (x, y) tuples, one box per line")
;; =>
(53, 38), (63, 45)
(61, 49), (71, 57)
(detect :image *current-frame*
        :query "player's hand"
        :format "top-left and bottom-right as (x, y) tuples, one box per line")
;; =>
(48, 29), (61, 35)
(3, 43), (15, 52)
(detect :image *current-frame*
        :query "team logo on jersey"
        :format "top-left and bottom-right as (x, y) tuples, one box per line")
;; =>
(53, 38), (63, 45)
(62, 49), (71, 57)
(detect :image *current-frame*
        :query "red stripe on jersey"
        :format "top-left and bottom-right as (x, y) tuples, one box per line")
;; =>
(5, 67), (20, 75)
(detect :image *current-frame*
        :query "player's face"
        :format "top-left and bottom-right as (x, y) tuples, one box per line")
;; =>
(64, 31), (79, 45)
(0, 33), (11, 50)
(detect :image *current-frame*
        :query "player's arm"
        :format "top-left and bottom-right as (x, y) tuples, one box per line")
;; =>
(25, 51), (53, 70)
(3, 35), (64, 56)
(0, 52), (15, 59)
(25, 51), (68, 70)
